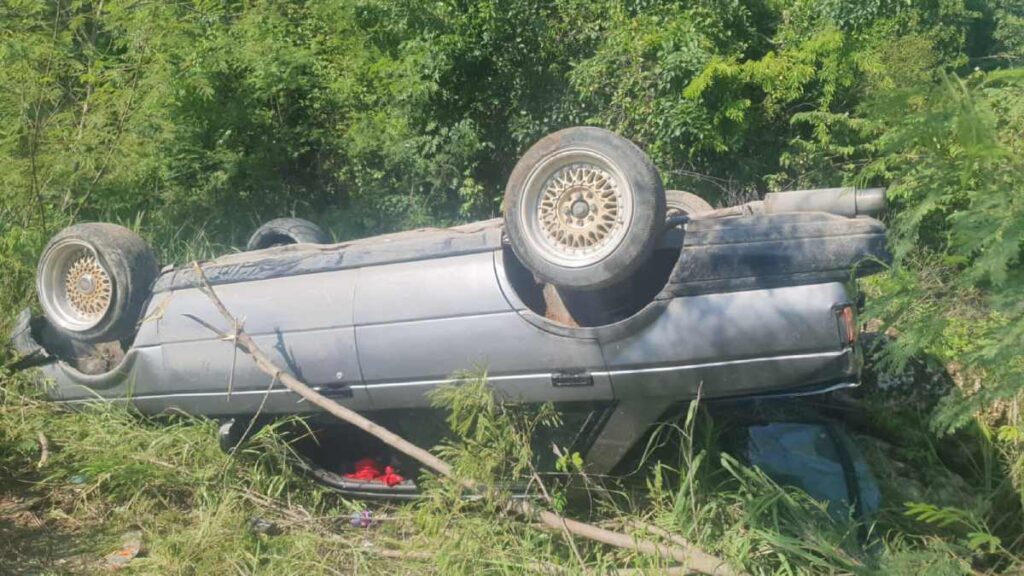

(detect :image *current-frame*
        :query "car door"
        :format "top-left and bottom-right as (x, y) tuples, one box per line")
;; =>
(597, 282), (856, 400)
(353, 250), (611, 409)
(145, 268), (370, 415)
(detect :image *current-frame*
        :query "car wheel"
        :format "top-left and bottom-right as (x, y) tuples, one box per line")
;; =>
(37, 223), (159, 343)
(666, 190), (713, 217)
(246, 217), (330, 250)
(504, 127), (666, 290)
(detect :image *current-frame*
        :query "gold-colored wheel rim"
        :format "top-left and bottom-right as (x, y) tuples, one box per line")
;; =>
(537, 163), (625, 256)
(64, 254), (113, 319)
(38, 239), (116, 332)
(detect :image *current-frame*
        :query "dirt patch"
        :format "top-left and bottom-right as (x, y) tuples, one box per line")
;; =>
(0, 491), (106, 575)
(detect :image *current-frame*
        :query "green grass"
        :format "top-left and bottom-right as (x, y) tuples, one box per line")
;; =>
(1, 363), (1022, 575)
(0, 370), (395, 574)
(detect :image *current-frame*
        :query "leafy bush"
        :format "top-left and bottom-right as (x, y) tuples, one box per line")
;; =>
(860, 70), (1024, 431)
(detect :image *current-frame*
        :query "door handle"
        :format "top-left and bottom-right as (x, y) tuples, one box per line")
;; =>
(551, 371), (594, 388)
(318, 383), (354, 398)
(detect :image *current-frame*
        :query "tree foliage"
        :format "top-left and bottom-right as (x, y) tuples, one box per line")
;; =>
(0, 0), (1022, 427)
(861, 70), (1024, 430)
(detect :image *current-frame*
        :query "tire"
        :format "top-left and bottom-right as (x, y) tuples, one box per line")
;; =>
(666, 190), (713, 217)
(37, 223), (159, 343)
(246, 218), (330, 250)
(503, 127), (665, 290)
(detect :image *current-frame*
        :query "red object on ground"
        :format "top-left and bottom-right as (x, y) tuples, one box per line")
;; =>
(343, 458), (404, 486)
(378, 465), (404, 486)
(344, 458), (382, 481)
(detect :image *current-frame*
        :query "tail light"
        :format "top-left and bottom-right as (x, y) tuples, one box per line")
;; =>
(835, 304), (857, 347)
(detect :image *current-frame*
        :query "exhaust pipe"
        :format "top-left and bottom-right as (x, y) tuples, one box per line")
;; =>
(669, 187), (888, 226)
(763, 187), (887, 217)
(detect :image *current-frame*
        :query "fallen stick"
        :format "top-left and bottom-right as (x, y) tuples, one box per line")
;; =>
(190, 262), (743, 576)
(529, 467), (587, 567)
(37, 431), (49, 468)
(612, 567), (695, 576)
(364, 548), (432, 562)
(564, 442), (717, 563)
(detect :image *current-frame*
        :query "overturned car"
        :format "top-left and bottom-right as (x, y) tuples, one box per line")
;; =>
(11, 127), (889, 494)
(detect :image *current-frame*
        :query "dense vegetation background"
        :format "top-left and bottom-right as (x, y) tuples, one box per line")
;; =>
(1, 0), (1023, 573)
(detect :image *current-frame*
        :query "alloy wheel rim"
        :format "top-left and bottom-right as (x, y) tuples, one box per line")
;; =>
(538, 163), (624, 255)
(520, 150), (633, 268)
(39, 240), (114, 332)
(64, 254), (112, 319)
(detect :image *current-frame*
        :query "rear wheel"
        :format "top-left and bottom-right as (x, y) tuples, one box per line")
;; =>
(247, 218), (329, 250)
(503, 127), (665, 290)
(666, 190), (713, 217)
(37, 223), (158, 343)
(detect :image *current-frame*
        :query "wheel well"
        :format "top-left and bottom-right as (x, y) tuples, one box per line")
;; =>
(253, 233), (298, 249)
(501, 242), (680, 328)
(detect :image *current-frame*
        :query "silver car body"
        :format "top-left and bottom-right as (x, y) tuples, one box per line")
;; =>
(14, 209), (886, 419)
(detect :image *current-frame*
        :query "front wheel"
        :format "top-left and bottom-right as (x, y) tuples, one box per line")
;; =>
(37, 223), (158, 343)
(503, 127), (665, 290)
